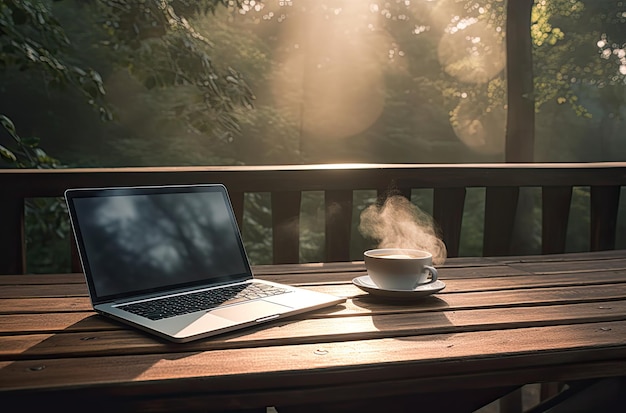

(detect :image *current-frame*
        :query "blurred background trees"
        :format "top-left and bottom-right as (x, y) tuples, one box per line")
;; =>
(1, 0), (625, 269)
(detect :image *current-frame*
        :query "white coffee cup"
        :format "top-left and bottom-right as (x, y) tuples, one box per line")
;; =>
(364, 248), (438, 290)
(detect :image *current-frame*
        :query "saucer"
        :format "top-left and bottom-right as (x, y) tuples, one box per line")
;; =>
(352, 275), (446, 300)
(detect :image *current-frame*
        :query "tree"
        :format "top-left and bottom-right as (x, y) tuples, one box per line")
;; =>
(0, 0), (256, 164)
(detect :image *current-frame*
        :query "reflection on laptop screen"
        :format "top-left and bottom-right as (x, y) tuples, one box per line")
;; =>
(72, 189), (249, 298)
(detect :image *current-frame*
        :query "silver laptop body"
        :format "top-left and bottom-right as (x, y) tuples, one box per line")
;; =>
(65, 184), (344, 343)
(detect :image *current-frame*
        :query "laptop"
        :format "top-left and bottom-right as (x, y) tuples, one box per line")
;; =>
(65, 184), (345, 343)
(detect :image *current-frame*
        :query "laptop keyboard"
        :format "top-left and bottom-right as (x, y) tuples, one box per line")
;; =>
(119, 283), (290, 321)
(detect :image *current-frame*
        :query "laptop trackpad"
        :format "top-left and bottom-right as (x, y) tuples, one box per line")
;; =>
(210, 300), (292, 322)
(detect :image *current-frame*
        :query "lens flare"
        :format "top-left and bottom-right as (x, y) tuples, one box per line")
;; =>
(438, 20), (505, 84)
(450, 97), (505, 154)
(270, 2), (387, 140)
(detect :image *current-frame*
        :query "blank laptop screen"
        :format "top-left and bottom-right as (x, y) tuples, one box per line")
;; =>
(69, 186), (250, 300)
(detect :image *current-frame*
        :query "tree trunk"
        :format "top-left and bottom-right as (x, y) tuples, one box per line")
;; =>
(506, 0), (535, 161)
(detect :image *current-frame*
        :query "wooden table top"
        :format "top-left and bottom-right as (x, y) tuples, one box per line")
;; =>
(2, 250), (626, 412)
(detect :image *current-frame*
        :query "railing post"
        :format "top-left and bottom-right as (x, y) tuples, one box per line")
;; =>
(590, 185), (620, 251)
(433, 188), (466, 258)
(542, 186), (573, 254)
(0, 197), (26, 274)
(484, 187), (519, 256)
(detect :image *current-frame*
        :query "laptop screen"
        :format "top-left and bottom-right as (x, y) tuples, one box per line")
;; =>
(66, 185), (252, 302)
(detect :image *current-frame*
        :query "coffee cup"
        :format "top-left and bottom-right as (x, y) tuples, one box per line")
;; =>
(364, 248), (438, 290)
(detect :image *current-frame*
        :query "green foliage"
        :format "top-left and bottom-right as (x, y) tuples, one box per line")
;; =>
(91, 0), (256, 143)
(459, 188), (486, 256)
(0, 1), (259, 271)
(0, 114), (61, 167)
(24, 196), (71, 273)
(240, 192), (273, 264)
(532, 0), (626, 117)
(0, 0), (109, 118)
(0, 1), (258, 161)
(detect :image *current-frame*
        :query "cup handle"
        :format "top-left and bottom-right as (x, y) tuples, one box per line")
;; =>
(423, 265), (438, 284)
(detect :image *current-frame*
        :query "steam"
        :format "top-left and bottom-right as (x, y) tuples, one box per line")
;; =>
(358, 195), (447, 265)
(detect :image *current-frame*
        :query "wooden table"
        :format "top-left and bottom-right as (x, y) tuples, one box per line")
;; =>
(2, 250), (626, 412)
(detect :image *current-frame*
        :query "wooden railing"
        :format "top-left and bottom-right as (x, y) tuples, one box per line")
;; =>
(1, 162), (625, 275)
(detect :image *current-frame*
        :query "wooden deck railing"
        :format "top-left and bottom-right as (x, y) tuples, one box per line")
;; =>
(1, 162), (625, 275)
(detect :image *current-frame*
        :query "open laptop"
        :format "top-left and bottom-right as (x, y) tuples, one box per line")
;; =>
(65, 184), (345, 343)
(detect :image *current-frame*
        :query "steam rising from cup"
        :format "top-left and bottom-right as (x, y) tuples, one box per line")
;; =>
(358, 195), (447, 265)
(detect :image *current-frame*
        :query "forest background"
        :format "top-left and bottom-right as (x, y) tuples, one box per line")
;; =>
(1, 0), (625, 273)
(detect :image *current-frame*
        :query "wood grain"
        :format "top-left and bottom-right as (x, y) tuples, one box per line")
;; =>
(1, 251), (626, 412)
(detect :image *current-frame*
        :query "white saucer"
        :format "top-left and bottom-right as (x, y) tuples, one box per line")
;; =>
(352, 275), (446, 300)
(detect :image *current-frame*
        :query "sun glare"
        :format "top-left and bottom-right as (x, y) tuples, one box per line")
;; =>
(243, 0), (507, 156)
(270, 1), (387, 140)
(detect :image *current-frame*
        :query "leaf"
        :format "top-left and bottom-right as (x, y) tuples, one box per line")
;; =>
(90, 69), (106, 95)
(0, 144), (17, 162)
(0, 114), (17, 135)
(73, 66), (87, 76)
(34, 147), (48, 160)
(22, 136), (40, 146)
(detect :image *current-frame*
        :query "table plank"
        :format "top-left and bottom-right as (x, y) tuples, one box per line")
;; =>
(492, 250), (626, 263)
(2, 321), (626, 412)
(2, 300), (626, 360)
(508, 257), (626, 274)
(3, 268), (626, 300)
(0, 273), (85, 285)
(0, 297), (93, 313)
(3, 281), (626, 319)
(0, 284), (89, 299)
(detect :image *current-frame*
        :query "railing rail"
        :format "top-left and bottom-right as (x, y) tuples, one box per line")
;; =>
(1, 162), (625, 274)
